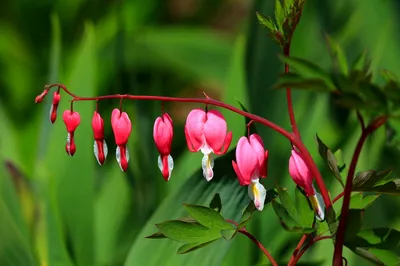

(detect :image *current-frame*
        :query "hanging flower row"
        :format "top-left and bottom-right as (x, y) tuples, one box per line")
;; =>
(39, 90), (318, 212)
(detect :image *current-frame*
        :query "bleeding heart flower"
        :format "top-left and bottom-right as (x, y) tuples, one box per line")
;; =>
(111, 108), (132, 172)
(184, 108), (232, 181)
(62, 110), (81, 156)
(153, 113), (174, 181)
(289, 148), (325, 221)
(232, 134), (268, 211)
(92, 111), (108, 165)
(50, 91), (61, 124)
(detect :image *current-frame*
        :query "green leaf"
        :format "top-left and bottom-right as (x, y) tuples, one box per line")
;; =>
(353, 169), (400, 195)
(346, 228), (400, 265)
(274, 0), (285, 32)
(156, 221), (221, 244)
(360, 82), (388, 109)
(333, 149), (346, 173)
(256, 12), (276, 31)
(344, 209), (363, 242)
(274, 73), (331, 92)
(325, 34), (348, 75)
(145, 232), (167, 239)
(272, 200), (314, 234)
(325, 207), (338, 237)
(183, 204), (233, 230)
(351, 50), (370, 73)
(381, 69), (398, 82)
(350, 193), (380, 209)
(221, 229), (236, 240)
(276, 185), (297, 219)
(279, 55), (335, 90)
(294, 188), (314, 228)
(209, 193), (222, 213)
(177, 240), (219, 254)
(125, 149), (249, 266)
(315, 134), (344, 187)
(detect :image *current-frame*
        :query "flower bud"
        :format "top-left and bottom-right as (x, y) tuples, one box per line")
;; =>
(49, 91), (61, 124)
(62, 110), (81, 156)
(111, 108), (132, 171)
(92, 111), (108, 165)
(153, 113), (174, 181)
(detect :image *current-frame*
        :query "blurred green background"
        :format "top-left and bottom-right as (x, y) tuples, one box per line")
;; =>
(1, 0), (400, 265)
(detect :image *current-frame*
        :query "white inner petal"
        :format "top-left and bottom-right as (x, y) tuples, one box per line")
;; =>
(248, 179), (266, 211)
(312, 185), (326, 221)
(49, 105), (55, 122)
(94, 141), (100, 164)
(201, 154), (214, 181)
(66, 133), (71, 156)
(103, 140), (108, 159)
(116, 146), (122, 171)
(157, 155), (163, 173)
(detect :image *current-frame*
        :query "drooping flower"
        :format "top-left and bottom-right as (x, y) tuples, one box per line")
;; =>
(111, 108), (132, 172)
(184, 108), (232, 181)
(153, 113), (174, 181)
(92, 111), (108, 165)
(50, 91), (61, 123)
(289, 148), (325, 221)
(232, 134), (269, 211)
(62, 110), (81, 156)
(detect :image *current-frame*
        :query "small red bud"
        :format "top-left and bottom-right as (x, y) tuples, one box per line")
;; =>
(111, 108), (132, 171)
(92, 111), (108, 165)
(49, 91), (61, 124)
(35, 90), (48, 103)
(62, 110), (81, 156)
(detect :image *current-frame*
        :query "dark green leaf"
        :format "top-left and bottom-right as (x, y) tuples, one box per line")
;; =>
(333, 149), (346, 173)
(145, 232), (167, 239)
(209, 193), (222, 213)
(156, 221), (221, 244)
(274, 73), (331, 92)
(183, 204), (233, 230)
(177, 240), (219, 254)
(334, 92), (371, 110)
(344, 209), (363, 242)
(353, 169), (400, 195)
(325, 206), (338, 237)
(294, 188), (314, 228)
(360, 82), (387, 109)
(381, 69), (398, 82)
(279, 55), (335, 90)
(346, 228), (400, 265)
(316, 134), (344, 187)
(325, 34), (348, 75)
(351, 50), (371, 74)
(349, 193), (380, 209)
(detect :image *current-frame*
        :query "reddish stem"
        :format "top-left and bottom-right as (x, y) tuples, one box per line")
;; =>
(239, 229), (278, 266)
(289, 236), (332, 265)
(284, 43), (300, 139)
(333, 191), (344, 203)
(332, 115), (387, 266)
(287, 234), (309, 265)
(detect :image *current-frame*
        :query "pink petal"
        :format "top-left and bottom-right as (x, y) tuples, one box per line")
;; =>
(92, 111), (104, 140)
(203, 110), (228, 153)
(185, 109), (206, 151)
(232, 161), (248, 186)
(62, 110), (81, 132)
(153, 114), (173, 156)
(289, 149), (313, 194)
(111, 109), (132, 145)
(234, 136), (258, 184)
(249, 134), (266, 177)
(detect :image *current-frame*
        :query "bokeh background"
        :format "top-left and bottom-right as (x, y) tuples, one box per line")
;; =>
(1, 0), (400, 265)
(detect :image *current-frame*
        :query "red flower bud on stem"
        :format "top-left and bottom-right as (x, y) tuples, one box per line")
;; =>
(92, 111), (108, 165)
(153, 113), (174, 181)
(111, 108), (132, 172)
(62, 110), (81, 156)
(49, 91), (61, 123)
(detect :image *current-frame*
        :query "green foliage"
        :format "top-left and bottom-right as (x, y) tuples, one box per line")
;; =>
(353, 169), (400, 195)
(272, 186), (315, 233)
(256, 0), (305, 47)
(316, 134), (345, 187)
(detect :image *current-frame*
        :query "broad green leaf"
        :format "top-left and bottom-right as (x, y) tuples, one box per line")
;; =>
(276, 185), (297, 219)
(325, 207), (338, 237)
(349, 193), (380, 210)
(381, 69), (398, 82)
(344, 209), (363, 241)
(177, 240), (219, 255)
(346, 228), (400, 265)
(325, 34), (348, 75)
(156, 221), (221, 244)
(183, 204), (233, 230)
(352, 169), (400, 195)
(209, 193), (222, 213)
(221, 229), (237, 240)
(279, 55), (335, 90)
(124, 149), (249, 266)
(272, 200), (314, 234)
(316, 134), (344, 187)
(294, 188), (314, 228)
(351, 50), (371, 74)
(274, 0), (285, 32)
